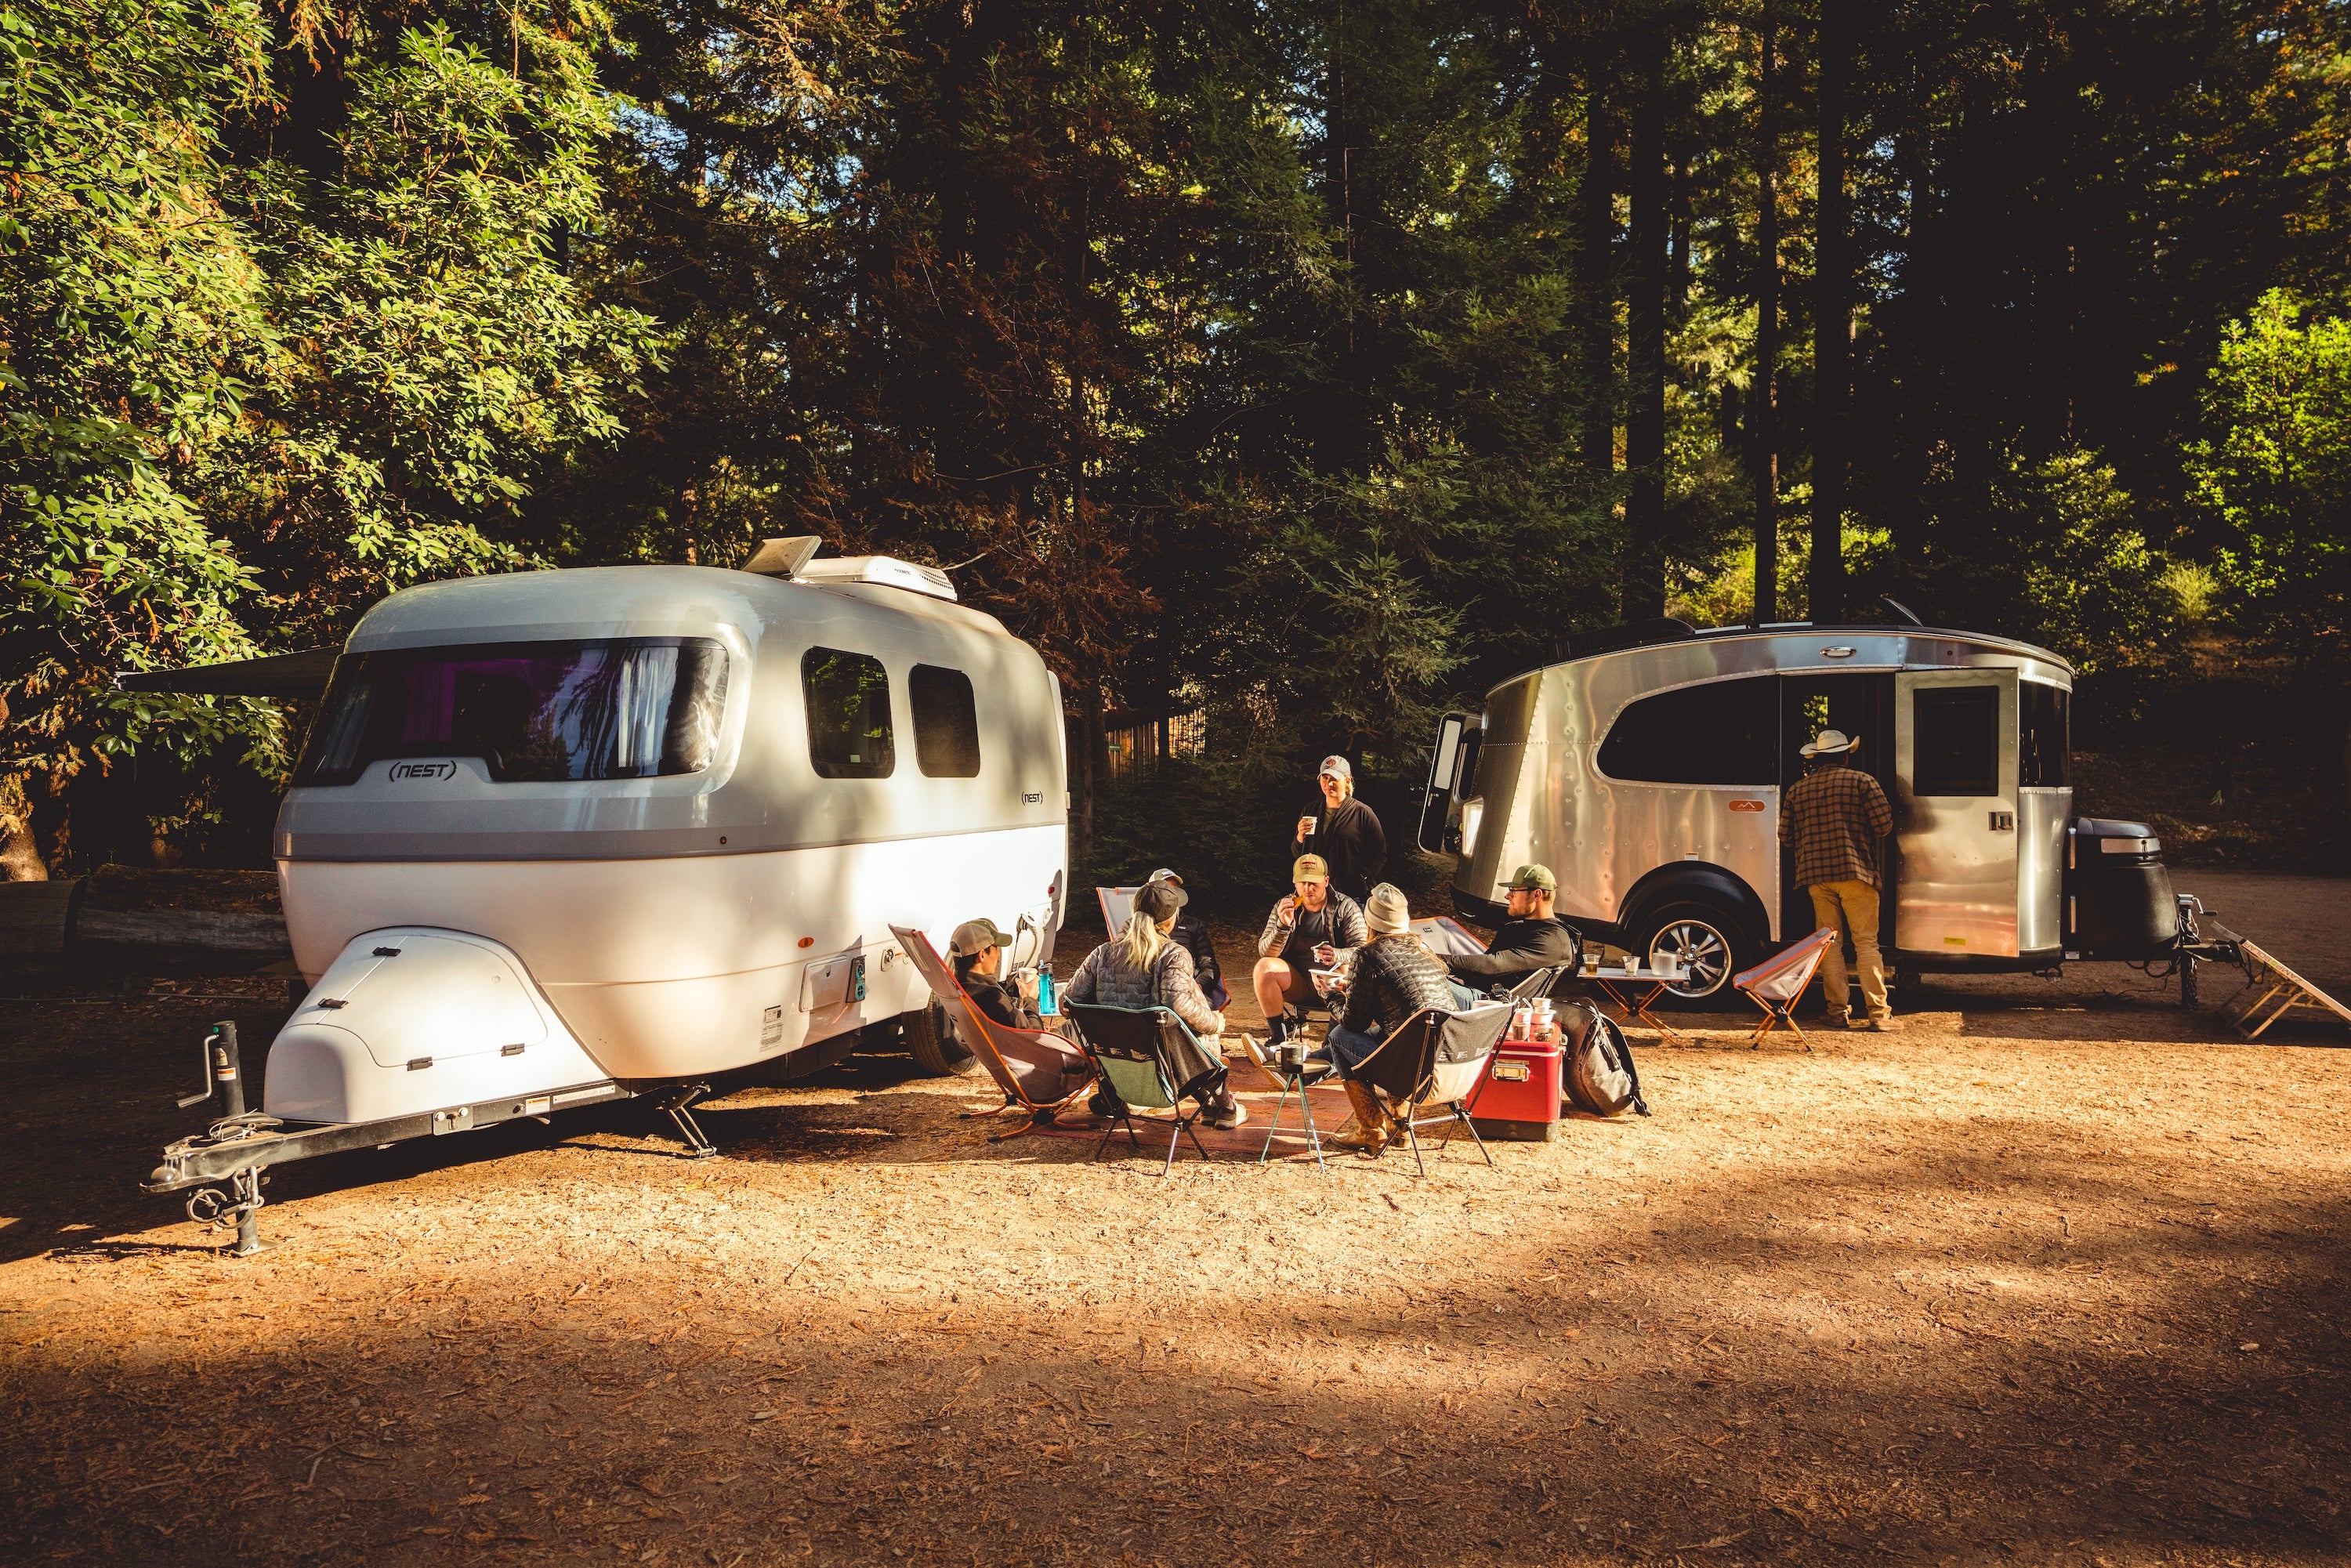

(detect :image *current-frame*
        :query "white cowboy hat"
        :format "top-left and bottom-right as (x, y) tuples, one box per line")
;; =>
(1801, 728), (1859, 757)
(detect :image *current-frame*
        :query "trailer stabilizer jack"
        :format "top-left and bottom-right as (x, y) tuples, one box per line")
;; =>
(657, 1083), (719, 1159)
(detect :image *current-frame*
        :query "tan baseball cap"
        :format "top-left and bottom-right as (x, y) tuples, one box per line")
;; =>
(948, 918), (1012, 958)
(1291, 853), (1330, 883)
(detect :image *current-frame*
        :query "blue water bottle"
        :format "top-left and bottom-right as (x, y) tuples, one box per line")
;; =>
(1037, 969), (1058, 1016)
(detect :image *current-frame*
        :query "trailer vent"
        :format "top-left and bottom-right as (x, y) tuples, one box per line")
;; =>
(795, 556), (958, 602)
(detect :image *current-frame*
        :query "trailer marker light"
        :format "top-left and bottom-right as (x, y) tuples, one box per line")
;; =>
(372, 946), (401, 957)
(407, 1056), (433, 1070)
(501, 1043), (526, 1056)
(316, 998), (347, 1009)
(799, 936), (815, 948)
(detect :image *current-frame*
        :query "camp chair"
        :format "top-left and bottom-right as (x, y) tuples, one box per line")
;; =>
(1500, 964), (1570, 1003)
(888, 925), (1096, 1141)
(1063, 1003), (1227, 1174)
(1349, 1001), (1513, 1177)
(1732, 926), (1838, 1049)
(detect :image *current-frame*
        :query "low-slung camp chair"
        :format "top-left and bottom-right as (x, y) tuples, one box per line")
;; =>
(1732, 926), (1838, 1048)
(889, 925), (1096, 1141)
(1063, 1002), (1226, 1174)
(1350, 1001), (1513, 1177)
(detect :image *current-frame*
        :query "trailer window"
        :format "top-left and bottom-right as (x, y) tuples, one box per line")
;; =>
(911, 664), (981, 777)
(293, 638), (729, 785)
(802, 649), (896, 778)
(1912, 686), (2000, 796)
(1596, 678), (1777, 785)
(2020, 683), (2067, 788)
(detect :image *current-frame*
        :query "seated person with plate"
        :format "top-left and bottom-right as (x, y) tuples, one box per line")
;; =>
(1439, 864), (1583, 998)
(1251, 853), (1367, 1049)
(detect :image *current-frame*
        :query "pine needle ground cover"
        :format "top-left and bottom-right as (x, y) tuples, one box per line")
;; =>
(2, 886), (2349, 1566)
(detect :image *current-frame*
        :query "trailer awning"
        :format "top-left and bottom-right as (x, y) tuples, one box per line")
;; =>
(116, 649), (339, 699)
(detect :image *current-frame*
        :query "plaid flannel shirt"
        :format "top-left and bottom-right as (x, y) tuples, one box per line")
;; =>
(1780, 761), (1894, 890)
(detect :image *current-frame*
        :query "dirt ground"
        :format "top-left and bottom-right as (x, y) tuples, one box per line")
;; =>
(4, 882), (2349, 1568)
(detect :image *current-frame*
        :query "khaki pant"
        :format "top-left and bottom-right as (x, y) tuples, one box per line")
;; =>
(1809, 880), (1889, 1021)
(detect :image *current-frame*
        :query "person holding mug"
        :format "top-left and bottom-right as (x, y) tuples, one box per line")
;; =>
(1288, 755), (1386, 904)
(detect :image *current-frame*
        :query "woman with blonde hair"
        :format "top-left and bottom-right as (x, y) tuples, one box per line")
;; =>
(1065, 881), (1244, 1128)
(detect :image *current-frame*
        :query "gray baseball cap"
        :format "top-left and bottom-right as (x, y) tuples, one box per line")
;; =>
(1317, 755), (1352, 781)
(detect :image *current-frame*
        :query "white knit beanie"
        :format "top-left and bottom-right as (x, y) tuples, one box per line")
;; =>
(1364, 883), (1411, 937)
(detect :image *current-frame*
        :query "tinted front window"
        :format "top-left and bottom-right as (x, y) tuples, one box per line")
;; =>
(910, 664), (981, 777)
(1913, 686), (2000, 796)
(1596, 677), (1777, 785)
(2020, 682), (2068, 788)
(802, 648), (895, 778)
(295, 639), (728, 785)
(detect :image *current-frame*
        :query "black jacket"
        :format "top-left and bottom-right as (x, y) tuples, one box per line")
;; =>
(1168, 911), (1222, 994)
(1339, 936), (1459, 1040)
(964, 973), (1045, 1032)
(1290, 795), (1387, 904)
(1446, 915), (1583, 992)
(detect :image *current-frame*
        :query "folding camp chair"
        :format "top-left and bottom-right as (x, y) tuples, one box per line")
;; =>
(1349, 1001), (1513, 1176)
(1500, 964), (1570, 1003)
(889, 925), (1097, 1141)
(1731, 926), (1838, 1048)
(1063, 1003), (1227, 1173)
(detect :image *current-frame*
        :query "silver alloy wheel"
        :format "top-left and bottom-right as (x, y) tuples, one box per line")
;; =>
(1650, 918), (1733, 999)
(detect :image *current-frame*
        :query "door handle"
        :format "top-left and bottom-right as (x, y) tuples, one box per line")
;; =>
(1989, 810), (2015, 831)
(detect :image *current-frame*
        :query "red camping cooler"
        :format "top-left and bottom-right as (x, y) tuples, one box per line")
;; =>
(1465, 1037), (1563, 1142)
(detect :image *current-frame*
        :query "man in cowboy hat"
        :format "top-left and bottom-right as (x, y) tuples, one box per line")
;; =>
(1781, 729), (1896, 1029)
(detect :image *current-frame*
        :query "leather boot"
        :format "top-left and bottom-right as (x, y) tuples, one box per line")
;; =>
(1332, 1081), (1389, 1152)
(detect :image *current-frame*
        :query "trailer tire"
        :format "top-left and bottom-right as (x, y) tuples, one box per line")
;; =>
(902, 1002), (981, 1077)
(1635, 897), (1756, 1005)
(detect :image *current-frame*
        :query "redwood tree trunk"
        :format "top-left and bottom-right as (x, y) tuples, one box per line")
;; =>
(1812, 0), (1850, 624)
(1621, 37), (1668, 621)
(1752, 2), (1780, 624)
(1578, 45), (1615, 486)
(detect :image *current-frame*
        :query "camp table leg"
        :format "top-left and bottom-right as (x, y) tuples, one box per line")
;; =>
(1259, 1068), (1328, 1175)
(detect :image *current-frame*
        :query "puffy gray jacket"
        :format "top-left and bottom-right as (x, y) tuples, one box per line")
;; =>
(1065, 938), (1221, 1037)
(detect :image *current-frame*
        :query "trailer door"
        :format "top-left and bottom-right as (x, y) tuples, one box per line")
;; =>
(1893, 668), (2021, 959)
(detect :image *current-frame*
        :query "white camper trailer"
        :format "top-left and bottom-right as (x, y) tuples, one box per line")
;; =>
(143, 541), (1067, 1242)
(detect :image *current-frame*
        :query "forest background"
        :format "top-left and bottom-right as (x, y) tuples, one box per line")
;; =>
(5, 0), (2351, 904)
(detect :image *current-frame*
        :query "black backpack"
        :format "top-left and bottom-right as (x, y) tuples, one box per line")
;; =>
(1559, 1000), (1650, 1117)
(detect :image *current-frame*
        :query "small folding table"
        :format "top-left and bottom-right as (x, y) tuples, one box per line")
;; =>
(1591, 959), (1688, 1046)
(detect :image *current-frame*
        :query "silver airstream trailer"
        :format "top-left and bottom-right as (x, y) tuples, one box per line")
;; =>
(143, 542), (1067, 1230)
(1418, 621), (2176, 1001)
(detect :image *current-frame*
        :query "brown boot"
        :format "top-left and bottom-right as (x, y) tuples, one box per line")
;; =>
(1332, 1081), (1389, 1152)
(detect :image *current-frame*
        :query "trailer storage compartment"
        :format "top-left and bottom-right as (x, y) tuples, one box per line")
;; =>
(2068, 818), (2178, 959)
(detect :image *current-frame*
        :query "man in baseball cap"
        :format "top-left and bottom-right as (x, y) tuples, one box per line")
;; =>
(1440, 864), (1583, 997)
(1288, 754), (1386, 904)
(1251, 852), (1367, 1048)
(1143, 867), (1227, 1009)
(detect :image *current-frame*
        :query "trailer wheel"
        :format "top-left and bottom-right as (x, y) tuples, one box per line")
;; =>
(902, 1003), (981, 1077)
(1638, 900), (1754, 1004)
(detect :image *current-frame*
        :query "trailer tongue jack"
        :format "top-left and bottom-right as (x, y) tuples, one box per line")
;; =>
(163, 1021), (279, 1257)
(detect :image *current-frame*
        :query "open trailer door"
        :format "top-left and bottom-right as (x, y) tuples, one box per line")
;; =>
(1417, 712), (1479, 855)
(1893, 666), (2021, 961)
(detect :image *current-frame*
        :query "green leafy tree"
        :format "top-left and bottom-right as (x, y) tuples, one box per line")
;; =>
(2188, 290), (2351, 654)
